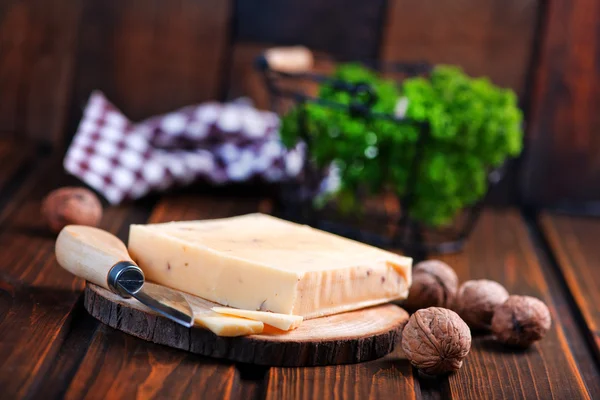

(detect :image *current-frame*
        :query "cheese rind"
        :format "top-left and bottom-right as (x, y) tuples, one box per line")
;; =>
(128, 213), (412, 318)
(212, 307), (303, 331)
(194, 313), (264, 336)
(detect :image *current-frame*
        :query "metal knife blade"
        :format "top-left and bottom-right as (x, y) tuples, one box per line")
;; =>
(117, 280), (194, 328)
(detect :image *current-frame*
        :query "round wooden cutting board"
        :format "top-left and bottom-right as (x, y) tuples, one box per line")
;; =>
(84, 283), (409, 367)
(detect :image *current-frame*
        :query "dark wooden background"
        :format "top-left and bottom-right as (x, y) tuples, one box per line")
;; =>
(0, 0), (598, 210)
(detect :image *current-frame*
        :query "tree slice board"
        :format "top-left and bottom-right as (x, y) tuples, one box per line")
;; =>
(84, 282), (409, 367)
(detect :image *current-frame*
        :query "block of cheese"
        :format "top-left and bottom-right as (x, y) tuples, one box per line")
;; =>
(194, 313), (264, 336)
(212, 307), (303, 331)
(128, 213), (412, 319)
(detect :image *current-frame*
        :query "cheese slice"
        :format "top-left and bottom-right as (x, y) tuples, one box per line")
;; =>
(194, 313), (264, 336)
(128, 213), (412, 319)
(212, 307), (303, 331)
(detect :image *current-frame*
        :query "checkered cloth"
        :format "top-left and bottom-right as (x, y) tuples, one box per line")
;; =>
(64, 92), (305, 204)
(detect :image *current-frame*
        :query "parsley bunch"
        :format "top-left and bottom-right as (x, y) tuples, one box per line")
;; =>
(280, 64), (523, 226)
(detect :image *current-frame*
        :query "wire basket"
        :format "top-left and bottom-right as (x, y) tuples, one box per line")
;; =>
(255, 51), (505, 256)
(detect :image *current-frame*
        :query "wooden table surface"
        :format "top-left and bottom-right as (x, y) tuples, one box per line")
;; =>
(1, 142), (600, 400)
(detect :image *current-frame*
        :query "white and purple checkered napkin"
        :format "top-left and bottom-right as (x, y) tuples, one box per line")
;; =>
(64, 92), (305, 204)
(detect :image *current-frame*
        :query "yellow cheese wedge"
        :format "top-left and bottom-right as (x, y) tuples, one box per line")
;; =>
(194, 313), (264, 337)
(129, 213), (412, 319)
(212, 307), (303, 331)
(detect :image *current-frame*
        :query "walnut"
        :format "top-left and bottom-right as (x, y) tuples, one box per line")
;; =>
(491, 295), (551, 348)
(403, 260), (458, 311)
(454, 279), (509, 330)
(42, 187), (103, 233)
(401, 307), (471, 375)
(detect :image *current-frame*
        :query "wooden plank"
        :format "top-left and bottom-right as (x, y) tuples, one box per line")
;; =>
(63, 195), (268, 400)
(540, 214), (600, 358)
(0, 159), (154, 399)
(31, 299), (102, 400)
(71, 0), (231, 125)
(64, 324), (252, 400)
(234, 0), (386, 60)
(0, 0), (81, 146)
(521, 0), (600, 206)
(264, 355), (419, 400)
(529, 215), (600, 398)
(0, 140), (31, 193)
(434, 211), (592, 399)
(381, 0), (540, 96)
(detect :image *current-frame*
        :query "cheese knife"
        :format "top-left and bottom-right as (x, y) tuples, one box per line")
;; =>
(55, 225), (194, 328)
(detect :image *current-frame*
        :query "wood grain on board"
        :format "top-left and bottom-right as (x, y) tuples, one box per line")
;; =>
(381, 0), (539, 96)
(540, 214), (600, 358)
(71, 0), (231, 126)
(0, 157), (154, 399)
(434, 211), (592, 399)
(84, 283), (408, 366)
(521, 0), (600, 206)
(0, 0), (81, 146)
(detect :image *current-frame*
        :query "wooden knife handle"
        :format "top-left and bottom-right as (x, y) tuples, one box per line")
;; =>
(55, 225), (142, 294)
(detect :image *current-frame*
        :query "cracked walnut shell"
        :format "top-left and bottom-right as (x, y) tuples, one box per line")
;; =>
(455, 279), (509, 330)
(401, 307), (471, 375)
(491, 295), (551, 348)
(403, 260), (459, 311)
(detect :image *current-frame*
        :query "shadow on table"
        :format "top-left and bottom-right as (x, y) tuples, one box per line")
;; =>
(5, 224), (57, 239)
(479, 337), (531, 354)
